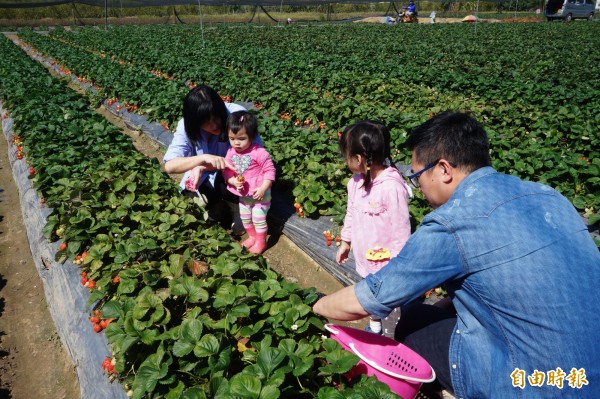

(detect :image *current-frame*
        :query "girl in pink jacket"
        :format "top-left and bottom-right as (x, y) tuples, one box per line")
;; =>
(337, 121), (412, 336)
(222, 111), (275, 254)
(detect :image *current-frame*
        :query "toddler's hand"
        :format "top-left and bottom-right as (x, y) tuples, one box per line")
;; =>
(252, 186), (267, 201)
(229, 176), (245, 191)
(234, 180), (245, 191)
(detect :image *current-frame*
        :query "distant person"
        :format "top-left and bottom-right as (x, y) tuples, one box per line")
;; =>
(222, 111), (275, 254)
(404, 0), (417, 16)
(336, 121), (412, 337)
(314, 111), (600, 398)
(163, 85), (262, 235)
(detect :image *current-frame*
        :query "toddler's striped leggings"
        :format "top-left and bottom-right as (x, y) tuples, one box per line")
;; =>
(239, 191), (271, 233)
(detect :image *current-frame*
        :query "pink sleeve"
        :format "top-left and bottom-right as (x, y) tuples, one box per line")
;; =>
(222, 148), (235, 182)
(340, 177), (356, 243)
(258, 148), (276, 181)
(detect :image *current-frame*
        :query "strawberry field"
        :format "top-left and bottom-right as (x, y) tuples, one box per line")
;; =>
(1, 20), (599, 399)
(16, 23), (600, 223)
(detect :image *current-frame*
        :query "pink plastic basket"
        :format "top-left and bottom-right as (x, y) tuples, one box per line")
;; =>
(325, 324), (436, 399)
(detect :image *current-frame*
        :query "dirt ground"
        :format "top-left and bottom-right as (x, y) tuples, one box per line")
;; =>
(0, 131), (80, 398)
(357, 16), (505, 24)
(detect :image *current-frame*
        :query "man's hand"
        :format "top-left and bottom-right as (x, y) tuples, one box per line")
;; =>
(312, 285), (369, 321)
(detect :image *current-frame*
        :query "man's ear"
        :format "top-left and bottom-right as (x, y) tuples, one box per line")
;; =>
(438, 159), (454, 183)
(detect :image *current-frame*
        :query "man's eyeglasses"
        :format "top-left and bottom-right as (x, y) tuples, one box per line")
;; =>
(406, 160), (438, 188)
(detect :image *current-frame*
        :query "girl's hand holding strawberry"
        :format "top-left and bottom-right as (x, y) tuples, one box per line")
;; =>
(228, 177), (244, 191)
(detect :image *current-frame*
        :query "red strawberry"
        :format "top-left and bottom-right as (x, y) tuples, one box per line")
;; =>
(100, 319), (113, 329)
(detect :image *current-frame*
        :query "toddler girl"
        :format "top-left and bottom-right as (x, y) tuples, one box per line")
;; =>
(222, 111), (275, 254)
(337, 121), (412, 336)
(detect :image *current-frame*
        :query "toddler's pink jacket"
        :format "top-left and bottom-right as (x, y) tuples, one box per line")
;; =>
(223, 143), (276, 198)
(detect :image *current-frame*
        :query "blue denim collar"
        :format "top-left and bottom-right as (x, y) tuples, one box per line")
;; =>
(453, 166), (497, 194)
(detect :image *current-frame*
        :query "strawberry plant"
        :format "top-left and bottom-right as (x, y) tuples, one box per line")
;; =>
(1, 33), (402, 397)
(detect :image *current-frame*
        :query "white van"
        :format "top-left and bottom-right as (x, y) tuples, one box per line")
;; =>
(545, 0), (595, 20)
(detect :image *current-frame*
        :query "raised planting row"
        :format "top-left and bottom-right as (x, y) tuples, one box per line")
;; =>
(1, 34), (403, 398)
(14, 31), (188, 129)
(18, 23), (600, 229)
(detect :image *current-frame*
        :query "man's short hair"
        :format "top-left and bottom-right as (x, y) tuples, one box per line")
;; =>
(406, 111), (491, 173)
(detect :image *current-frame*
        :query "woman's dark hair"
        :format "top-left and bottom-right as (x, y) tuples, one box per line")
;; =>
(406, 111), (491, 172)
(339, 121), (392, 189)
(227, 111), (259, 141)
(183, 85), (228, 145)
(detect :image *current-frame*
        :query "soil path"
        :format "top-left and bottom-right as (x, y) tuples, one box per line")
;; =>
(356, 16), (503, 23)
(0, 130), (80, 398)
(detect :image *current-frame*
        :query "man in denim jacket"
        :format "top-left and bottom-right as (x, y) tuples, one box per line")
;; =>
(314, 112), (600, 398)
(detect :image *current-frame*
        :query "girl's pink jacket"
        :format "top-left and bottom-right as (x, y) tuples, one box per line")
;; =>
(341, 167), (412, 278)
(223, 143), (276, 198)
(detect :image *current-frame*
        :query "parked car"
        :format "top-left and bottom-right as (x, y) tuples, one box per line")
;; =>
(545, 0), (595, 20)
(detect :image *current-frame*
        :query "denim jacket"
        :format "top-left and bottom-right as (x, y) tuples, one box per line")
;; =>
(355, 167), (600, 398)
